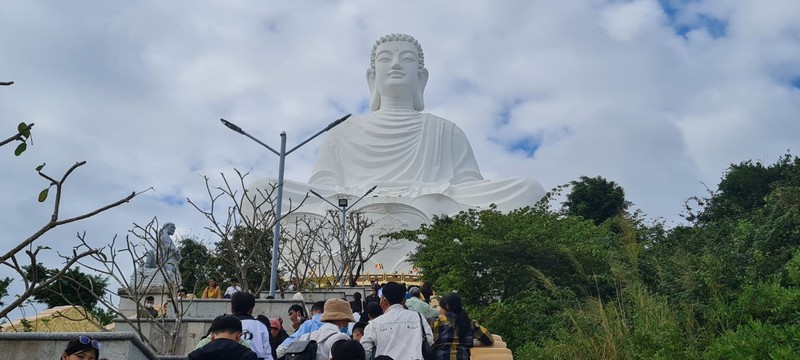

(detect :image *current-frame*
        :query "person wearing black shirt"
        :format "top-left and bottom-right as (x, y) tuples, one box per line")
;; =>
(188, 315), (259, 360)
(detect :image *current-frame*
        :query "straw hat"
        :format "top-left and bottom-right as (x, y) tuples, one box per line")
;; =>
(321, 298), (356, 322)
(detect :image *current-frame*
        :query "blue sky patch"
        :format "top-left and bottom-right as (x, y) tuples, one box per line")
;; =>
(507, 136), (540, 157)
(791, 77), (800, 90)
(658, 0), (680, 21)
(694, 14), (727, 38)
(658, 0), (727, 39)
(495, 98), (524, 126)
(489, 135), (540, 158)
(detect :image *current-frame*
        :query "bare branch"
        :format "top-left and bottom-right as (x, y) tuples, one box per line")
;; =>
(0, 122), (33, 148)
(0, 160), (137, 265)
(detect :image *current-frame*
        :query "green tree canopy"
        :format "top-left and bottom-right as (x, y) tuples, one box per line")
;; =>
(0, 277), (11, 307)
(564, 175), (629, 225)
(202, 226), (272, 293)
(689, 153), (800, 224)
(178, 237), (214, 293)
(409, 206), (618, 306)
(24, 264), (108, 311)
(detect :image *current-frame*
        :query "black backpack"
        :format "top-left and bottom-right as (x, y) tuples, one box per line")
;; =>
(284, 340), (318, 360)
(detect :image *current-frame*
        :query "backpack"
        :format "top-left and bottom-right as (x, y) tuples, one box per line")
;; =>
(284, 340), (318, 360)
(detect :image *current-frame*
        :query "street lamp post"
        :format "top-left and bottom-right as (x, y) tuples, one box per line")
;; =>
(309, 185), (377, 286)
(220, 114), (350, 297)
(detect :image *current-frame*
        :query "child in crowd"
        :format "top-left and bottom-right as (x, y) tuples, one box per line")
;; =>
(351, 321), (368, 342)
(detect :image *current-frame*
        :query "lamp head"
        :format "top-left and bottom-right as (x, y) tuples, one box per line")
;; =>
(220, 119), (245, 134)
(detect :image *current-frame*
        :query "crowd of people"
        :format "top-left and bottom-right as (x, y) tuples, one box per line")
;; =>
(179, 280), (494, 360)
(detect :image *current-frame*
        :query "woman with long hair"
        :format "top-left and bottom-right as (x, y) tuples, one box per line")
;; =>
(201, 277), (222, 299)
(420, 281), (434, 304)
(431, 293), (493, 360)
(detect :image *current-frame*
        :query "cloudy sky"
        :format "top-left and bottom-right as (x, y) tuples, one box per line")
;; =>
(2, 0), (799, 312)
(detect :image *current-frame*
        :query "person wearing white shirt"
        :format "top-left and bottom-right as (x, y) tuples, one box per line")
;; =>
(360, 282), (433, 360)
(224, 277), (242, 298)
(230, 292), (273, 360)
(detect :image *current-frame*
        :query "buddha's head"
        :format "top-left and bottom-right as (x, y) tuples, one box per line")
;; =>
(162, 222), (176, 235)
(367, 33), (429, 111)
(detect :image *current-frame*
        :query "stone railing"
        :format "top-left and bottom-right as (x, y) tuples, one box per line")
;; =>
(113, 298), (304, 356)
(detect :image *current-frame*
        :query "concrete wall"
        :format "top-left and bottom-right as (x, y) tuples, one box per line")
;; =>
(114, 318), (207, 356)
(0, 332), (160, 360)
(274, 290), (347, 304)
(114, 299), (304, 356)
(165, 299), (304, 325)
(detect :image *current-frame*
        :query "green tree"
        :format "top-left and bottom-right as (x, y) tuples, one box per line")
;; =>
(0, 277), (11, 306)
(687, 153), (800, 224)
(564, 176), (629, 225)
(22, 263), (113, 324)
(178, 237), (214, 293)
(205, 226), (272, 294)
(24, 264), (108, 311)
(409, 206), (617, 306)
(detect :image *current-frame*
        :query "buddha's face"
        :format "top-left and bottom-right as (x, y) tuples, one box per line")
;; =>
(373, 41), (422, 94)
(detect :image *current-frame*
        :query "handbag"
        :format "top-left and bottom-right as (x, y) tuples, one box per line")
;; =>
(418, 313), (435, 360)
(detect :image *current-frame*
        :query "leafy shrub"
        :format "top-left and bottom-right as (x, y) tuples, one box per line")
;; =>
(704, 321), (800, 359)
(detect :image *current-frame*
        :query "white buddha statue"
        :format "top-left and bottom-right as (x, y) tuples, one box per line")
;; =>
(305, 33), (543, 212)
(246, 34), (544, 271)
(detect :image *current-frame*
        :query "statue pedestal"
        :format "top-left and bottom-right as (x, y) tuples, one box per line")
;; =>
(129, 267), (179, 291)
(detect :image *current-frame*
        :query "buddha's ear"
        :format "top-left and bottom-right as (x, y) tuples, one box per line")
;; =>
(414, 68), (429, 111)
(367, 68), (380, 111)
(366, 68), (375, 94)
(419, 67), (429, 89)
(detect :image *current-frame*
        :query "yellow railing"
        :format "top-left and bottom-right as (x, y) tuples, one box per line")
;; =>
(299, 273), (423, 288)
(358, 273), (422, 285)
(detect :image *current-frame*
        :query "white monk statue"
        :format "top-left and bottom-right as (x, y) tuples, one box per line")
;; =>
(246, 34), (544, 271)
